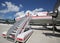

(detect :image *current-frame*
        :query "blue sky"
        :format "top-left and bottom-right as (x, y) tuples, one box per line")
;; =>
(0, 0), (57, 20)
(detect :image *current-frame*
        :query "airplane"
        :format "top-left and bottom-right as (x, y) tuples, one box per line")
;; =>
(2, 10), (59, 43)
(2, 0), (60, 43)
(2, 11), (52, 43)
(15, 11), (52, 25)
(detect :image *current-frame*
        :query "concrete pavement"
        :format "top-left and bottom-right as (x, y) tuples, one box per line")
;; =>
(0, 24), (60, 43)
(26, 30), (60, 43)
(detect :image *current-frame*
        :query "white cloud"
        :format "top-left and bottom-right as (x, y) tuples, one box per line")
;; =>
(0, 2), (21, 13)
(25, 8), (44, 15)
(1, 3), (6, 6)
(25, 10), (32, 14)
(15, 11), (25, 18)
(33, 8), (44, 12)
(49, 11), (53, 13)
(15, 8), (45, 18)
(32, 8), (44, 15)
(15, 10), (29, 18)
(20, 4), (23, 7)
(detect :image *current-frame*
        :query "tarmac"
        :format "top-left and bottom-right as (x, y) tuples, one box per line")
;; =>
(0, 23), (60, 43)
(0, 24), (13, 43)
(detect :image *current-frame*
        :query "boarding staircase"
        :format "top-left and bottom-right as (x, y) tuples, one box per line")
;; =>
(6, 16), (31, 41)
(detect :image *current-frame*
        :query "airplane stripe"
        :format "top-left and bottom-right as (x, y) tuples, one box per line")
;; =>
(32, 16), (51, 17)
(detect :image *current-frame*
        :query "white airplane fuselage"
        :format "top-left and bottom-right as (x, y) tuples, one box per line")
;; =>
(15, 12), (52, 25)
(30, 16), (52, 25)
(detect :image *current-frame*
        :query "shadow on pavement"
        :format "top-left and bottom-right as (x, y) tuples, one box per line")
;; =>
(43, 33), (60, 37)
(31, 27), (60, 32)
(47, 28), (60, 32)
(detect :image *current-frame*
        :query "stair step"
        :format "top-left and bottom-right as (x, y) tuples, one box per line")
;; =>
(9, 33), (16, 35)
(12, 30), (17, 32)
(8, 35), (15, 38)
(14, 28), (18, 30)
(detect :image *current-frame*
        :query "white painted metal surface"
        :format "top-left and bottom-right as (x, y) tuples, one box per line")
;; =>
(16, 30), (33, 42)
(2, 16), (33, 43)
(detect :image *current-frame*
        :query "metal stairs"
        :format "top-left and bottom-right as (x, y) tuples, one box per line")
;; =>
(6, 16), (31, 41)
